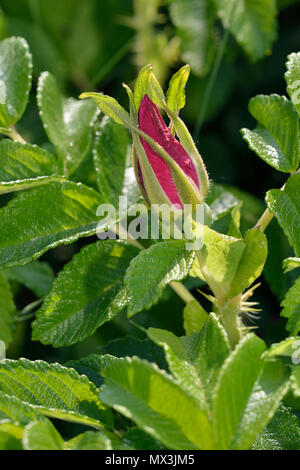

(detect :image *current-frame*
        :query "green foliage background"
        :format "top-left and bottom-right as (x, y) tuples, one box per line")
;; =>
(0, 0), (299, 448)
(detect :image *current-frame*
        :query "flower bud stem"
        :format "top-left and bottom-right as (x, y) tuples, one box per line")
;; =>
(254, 208), (274, 232)
(254, 181), (287, 233)
(0, 126), (26, 144)
(170, 281), (196, 304)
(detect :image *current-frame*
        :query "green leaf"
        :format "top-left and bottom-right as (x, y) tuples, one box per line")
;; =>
(23, 420), (112, 451)
(213, 334), (265, 449)
(266, 336), (300, 361)
(4, 261), (54, 297)
(252, 404), (300, 450)
(183, 300), (208, 335)
(0, 421), (23, 450)
(37, 72), (98, 175)
(166, 65), (190, 115)
(122, 427), (165, 450)
(0, 390), (45, 425)
(23, 420), (64, 450)
(61, 98), (98, 175)
(285, 52), (300, 118)
(0, 37), (32, 126)
(228, 228), (267, 298)
(241, 94), (300, 172)
(283, 257), (300, 273)
(0, 181), (104, 269)
(125, 240), (195, 316)
(206, 183), (241, 223)
(266, 338), (300, 398)
(281, 276), (300, 335)
(196, 226), (267, 301)
(197, 226), (245, 300)
(266, 173), (300, 256)
(214, 0), (278, 61)
(147, 327), (208, 407)
(65, 355), (105, 388)
(230, 359), (291, 449)
(227, 202), (242, 238)
(213, 334), (290, 449)
(0, 140), (60, 194)
(98, 337), (167, 370)
(100, 356), (215, 450)
(37, 72), (64, 156)
(0, 359), (112, 429)
(67, 337), (167, 387)
(264, 338), (300, 397)
(32, 241), (138, 347)
(291, 366), (300, 397)
(0, 272), (15, 347)
(181, 313), (230, 403)
(169, 0), (216, 77)
(0, 175), (65, 195)
(93, 116), (139, 207)
(67, 430), (112, 450)
(79, 92), (131, 127)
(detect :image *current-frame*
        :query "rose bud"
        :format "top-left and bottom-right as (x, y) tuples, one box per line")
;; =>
(132, 94), (209, 212)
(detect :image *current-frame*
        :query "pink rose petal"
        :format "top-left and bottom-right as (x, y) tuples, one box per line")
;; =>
(138, 94), (199, 207)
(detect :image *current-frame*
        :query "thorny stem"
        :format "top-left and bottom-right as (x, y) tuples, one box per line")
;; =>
(216, 177), (292, 347)
(215, 194), (275, 346)
(216, 296), (243, 349)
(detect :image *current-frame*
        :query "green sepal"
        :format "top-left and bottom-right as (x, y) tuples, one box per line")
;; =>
(122, 83), (137, 123)
(133, 65), (166, 112)
(133, 64), (152, 112)
(132, 132), (174, 208)
(79, 92), (132, 128)
(166, 64), (190, 115)
(165, 109), (209, 200)
(134, 126), (204, 209)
